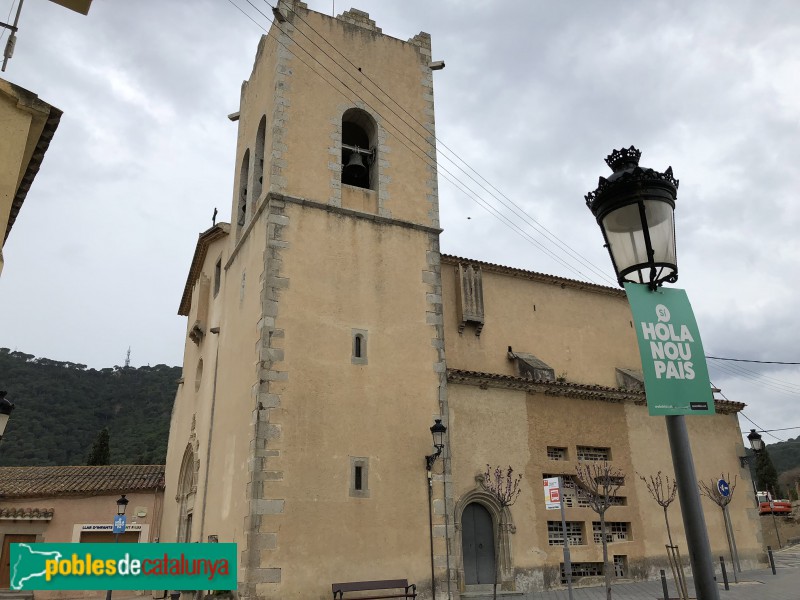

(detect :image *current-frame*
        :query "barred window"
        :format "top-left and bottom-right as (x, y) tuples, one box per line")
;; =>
(561, 561), (603, 582)
(547, 521), (584, 546)
(595, 475), (625, 486)
(576, 446), (611, 461)
(593, 522), (630, 543)
(608, 496), (627, 506)
(613, 555), (628, 577)
(547, 447), (567, 460)
(549, 475), (591, 507)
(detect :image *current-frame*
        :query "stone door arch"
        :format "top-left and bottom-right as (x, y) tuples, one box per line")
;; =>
(455, 476), (516, 591)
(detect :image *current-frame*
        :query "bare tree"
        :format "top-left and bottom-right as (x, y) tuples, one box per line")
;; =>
(484, 465), (522, 600)
(639, 471), (687, 600)
(699, 474), (739, 580)
(574, 461), (624, 600)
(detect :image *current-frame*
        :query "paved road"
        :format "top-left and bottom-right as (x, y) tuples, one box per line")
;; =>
(530, 544), (800, 600)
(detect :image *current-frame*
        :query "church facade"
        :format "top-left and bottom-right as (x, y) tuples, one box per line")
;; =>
(161, 3), (763, 598)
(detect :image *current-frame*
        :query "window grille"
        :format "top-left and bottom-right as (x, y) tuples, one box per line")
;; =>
(547, 521), (584, 546)
(561, 562), (603, 582)
(613, 555), (628, 577)
(547, 447), (567, 460)
(592, 522), (630, 543)
(576, 446), (611, 461)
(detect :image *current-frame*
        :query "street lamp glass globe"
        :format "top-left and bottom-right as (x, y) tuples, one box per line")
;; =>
(430, 419), (446, 449)
(601, 200), (676, 286)
(116, 494), (129, 516)
(747, 429), (764, 452)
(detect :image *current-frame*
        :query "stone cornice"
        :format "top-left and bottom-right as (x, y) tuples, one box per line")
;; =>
(441, 255), (624, 298)
(446, 368), (745, 413)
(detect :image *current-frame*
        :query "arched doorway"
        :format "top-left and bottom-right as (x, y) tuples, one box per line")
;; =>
(461, 502), (495, 585)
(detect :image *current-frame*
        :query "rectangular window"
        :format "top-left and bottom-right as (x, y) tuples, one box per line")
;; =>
(545, 474), (591, 508)
(577, 446), (611, 461)
(561, 561), (604, 583)
(349, 457), (369, 498)
(354, 466), (363, 490)
(547, 447), (567, 460)
(592, 522), (630, 544)
(613, 555), (628, 577)
(214, 258), (222, 297)
(547, 521), (584, 546)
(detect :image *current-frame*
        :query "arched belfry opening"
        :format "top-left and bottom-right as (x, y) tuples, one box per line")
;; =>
(252, 116), (267, 209)
(341, 108), (377, 190)
(237, 149), (250, 230)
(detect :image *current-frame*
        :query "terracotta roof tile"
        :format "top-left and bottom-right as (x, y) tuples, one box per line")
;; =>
(0, 465), (165, 498)
(441, 254), (624, 297)
(0, 507), (54, 519)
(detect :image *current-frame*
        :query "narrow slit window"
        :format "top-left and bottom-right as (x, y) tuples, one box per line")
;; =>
(214, 258), (222, 298)
(351, 329), (368, 365)
(349, 457), (369, 498)
(354, 466), (363, 490)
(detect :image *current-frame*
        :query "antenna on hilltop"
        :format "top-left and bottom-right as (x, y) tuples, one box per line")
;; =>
(125, 347), (131, 368)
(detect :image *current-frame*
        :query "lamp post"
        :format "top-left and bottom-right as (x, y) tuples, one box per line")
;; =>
(0, 391), (15, 443)
(425, 419), (447, 600)
(743, 429), (763, 505)
(585, 147), (719, 600)
(106, 495), (129, 600)
(746, 429), (782, 548)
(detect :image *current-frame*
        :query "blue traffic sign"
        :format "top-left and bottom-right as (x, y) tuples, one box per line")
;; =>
(717, 479), (730, 497)
(112, 515), (127, 534)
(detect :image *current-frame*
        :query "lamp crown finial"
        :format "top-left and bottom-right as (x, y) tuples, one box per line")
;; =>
(605, 146), (642, 172)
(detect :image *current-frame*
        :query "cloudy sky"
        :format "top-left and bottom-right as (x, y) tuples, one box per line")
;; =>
(1, 0), (798, 446)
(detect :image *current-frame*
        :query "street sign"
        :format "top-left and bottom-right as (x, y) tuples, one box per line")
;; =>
(112, 515), (127, 534)
(543, 477), (560, 510)
(624, 283), (715, 416)
(717, 479), (730, 497)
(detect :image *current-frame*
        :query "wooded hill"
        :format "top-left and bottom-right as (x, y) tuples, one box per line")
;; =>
(0, 348), (180, 466)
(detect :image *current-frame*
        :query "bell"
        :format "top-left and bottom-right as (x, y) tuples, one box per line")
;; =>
(344, 151), (367, 178)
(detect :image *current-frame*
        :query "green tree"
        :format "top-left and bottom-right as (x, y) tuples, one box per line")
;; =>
(86, 428), (111, 465)
(755, 449), (781, 497)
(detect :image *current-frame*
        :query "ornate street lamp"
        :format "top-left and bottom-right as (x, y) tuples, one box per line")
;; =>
(425, 419), (447, 471)
(747, 429), (764, 452)
(0, 391), (14, 442)
(586, 147), (719, 600)
(116, 494), (129, 516)
(585, 146), (678, 289)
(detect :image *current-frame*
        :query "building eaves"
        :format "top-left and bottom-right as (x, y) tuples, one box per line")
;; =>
(441, 254), (624, 298)
(446, 368), (745, 414)
(0, 464), (165, 499)
(2, 81), (62, 244)
(178, 223), (230, 316)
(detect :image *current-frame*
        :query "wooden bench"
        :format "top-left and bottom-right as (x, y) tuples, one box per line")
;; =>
(331, 579), (417, 599)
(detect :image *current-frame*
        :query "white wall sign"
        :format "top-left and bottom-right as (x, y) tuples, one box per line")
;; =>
(543, 477), (561, 510)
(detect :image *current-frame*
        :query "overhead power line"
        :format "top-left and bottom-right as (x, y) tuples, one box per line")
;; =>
(741, 426), (800, 434)
(738, 412), (786, 443)
(706, 356), (800, 365)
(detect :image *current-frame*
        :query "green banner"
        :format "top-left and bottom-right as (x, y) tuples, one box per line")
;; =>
(624, 283), (715, 416)
(9, 543), (237, 591)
